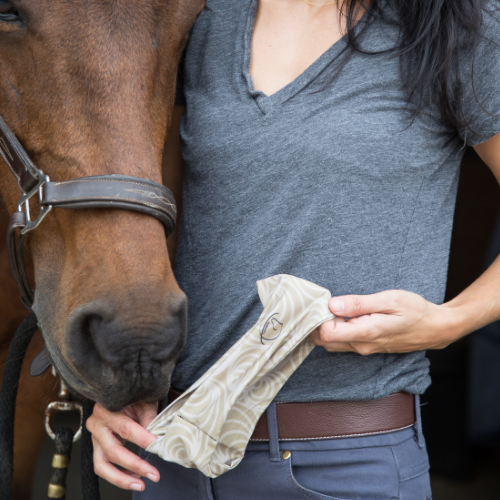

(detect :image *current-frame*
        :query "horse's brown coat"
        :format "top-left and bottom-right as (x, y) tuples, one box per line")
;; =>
(0, 1), (202, 495)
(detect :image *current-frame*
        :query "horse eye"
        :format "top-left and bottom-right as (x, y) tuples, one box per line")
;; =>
(0, 1), (20, 22)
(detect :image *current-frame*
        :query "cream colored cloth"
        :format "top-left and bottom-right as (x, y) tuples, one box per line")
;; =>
(146, 274), (334, 478)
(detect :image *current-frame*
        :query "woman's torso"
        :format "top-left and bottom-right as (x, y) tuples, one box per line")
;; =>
(171, 0), (499, 401)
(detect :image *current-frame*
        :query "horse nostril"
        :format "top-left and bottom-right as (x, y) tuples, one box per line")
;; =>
(67, 308), (112, 371)
(60, 295), (187, 409)
(66, 298), (187, 371)
(79, 313), (104, 347)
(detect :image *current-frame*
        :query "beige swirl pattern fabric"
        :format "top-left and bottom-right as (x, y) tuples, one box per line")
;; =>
(146, 274), (334, 478)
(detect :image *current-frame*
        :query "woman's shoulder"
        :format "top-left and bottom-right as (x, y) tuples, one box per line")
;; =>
(187, 0), (251, 40)
(457, 0), (500, 144)
(482, 1), (500, 38)
(465, 2), (500, 74)
(178, 0), (252, 92)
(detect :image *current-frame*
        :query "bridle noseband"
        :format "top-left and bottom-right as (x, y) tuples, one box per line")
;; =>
(0, 113), (177, 308)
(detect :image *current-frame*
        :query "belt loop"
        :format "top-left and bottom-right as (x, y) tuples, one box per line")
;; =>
(267, 402), (281, 462)
(414, 395), (425, 448)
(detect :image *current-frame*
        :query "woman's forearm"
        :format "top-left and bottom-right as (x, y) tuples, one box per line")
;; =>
(442, 250), (500, 340)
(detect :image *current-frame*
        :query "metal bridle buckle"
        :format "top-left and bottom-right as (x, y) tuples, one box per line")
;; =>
(45, 368), (83, 443)
(17, 170), (52, 235)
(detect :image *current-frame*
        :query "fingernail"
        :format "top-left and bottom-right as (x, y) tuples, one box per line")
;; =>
(330, 299), (344, 314)
(146, 473), (158, 482)
(130, 483), (143, 492)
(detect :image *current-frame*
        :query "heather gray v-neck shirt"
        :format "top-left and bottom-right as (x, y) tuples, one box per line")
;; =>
(171, 0), (500, 402)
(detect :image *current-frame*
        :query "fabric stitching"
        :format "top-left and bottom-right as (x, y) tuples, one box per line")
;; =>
(394, 175), (426, 288)
(283, 455), (345, 500)
(47, 196), (174, 213)
(250, 423), (415, 442)
(177, 415), (218, 442)
(53, 178), (169, 194)
(0, 138), (25, 175)
(281, 459), (318, 500)
(389, 445), (401, 499)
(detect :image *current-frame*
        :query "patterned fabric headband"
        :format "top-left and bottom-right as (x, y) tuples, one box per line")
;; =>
(146, 274), (335, 478)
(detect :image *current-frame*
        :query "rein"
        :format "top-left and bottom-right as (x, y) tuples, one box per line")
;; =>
(0, 112), (177, 498)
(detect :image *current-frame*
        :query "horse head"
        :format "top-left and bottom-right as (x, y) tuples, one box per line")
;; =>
(0, 0), (203, 411)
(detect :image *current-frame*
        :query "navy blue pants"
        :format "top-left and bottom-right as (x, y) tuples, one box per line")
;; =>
(135, 396), (432, 500)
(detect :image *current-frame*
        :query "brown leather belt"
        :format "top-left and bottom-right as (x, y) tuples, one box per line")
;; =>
(167, 390), (416, 442)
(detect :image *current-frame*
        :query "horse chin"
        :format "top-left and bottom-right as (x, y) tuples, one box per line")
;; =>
(72, 375), (172, 413)
(45, 340), (175, 411)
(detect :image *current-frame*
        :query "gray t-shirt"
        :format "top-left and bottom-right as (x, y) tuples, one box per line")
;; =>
(171, 0), (500, 402)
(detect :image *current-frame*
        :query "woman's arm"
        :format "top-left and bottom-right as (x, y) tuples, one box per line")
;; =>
(312, 133), (500, 354)
(86, 104), (185, 492)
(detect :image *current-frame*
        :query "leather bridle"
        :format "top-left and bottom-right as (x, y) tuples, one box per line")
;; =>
(0, 113), (177, 309)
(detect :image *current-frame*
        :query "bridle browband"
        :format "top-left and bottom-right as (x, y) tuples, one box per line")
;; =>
(0, 113), (177, 308)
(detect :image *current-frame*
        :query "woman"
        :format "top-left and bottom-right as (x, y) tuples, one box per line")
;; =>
(87, 0), (500, 498)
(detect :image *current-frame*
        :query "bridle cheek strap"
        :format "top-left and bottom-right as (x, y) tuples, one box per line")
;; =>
(7, 212), (32, 307)
(0, 114), (39, 193)
(1, 113), (177, 309)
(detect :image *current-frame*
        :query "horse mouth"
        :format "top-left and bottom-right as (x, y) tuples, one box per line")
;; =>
(38, 295), (187, 411)
(46, 344), (177, 411)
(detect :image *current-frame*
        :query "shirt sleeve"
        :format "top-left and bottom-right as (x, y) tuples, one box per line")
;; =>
(459, 3), (500, 146)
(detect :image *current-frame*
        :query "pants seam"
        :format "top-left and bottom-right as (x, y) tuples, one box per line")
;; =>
(390, 445), (402, 500)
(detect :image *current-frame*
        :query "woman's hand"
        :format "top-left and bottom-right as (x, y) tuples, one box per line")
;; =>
(311, 290), (463, 355)
(86, 401), (160, 492)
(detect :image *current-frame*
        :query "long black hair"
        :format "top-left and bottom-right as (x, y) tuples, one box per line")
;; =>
(340, 0), (497, 134)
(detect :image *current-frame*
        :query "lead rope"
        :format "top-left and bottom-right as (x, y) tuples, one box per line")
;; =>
(0, 313), (101, 500)
(0, 313), (38, 500)
(82, 399), (101, 499)
(47, 427), (75, 499)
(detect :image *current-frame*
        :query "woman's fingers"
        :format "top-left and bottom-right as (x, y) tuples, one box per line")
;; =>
(126, 401), (160, 428)
(87, 402), (161, 491)
(318, 314), (386, 342)
(92, 438), (147, 492)
(328, 291), (402, 317)
(312, 314), (398, 355)
(320, 312), (398, 342)
(92, 403), (158, 450)
(92, 423), (160, 481)
(313, 290), (451, 354)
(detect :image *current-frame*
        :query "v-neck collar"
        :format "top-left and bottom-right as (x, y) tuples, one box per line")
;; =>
(242, 0), (350, 115)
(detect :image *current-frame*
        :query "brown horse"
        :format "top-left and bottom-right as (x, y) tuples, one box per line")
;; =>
(0, 0), (201, 496)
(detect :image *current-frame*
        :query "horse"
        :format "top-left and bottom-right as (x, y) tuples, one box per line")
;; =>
(0, 0), (203, 496)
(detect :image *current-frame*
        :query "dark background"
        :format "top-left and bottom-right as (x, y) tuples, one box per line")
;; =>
(31, 148), (500, 499)
(423, 148), (500, 499)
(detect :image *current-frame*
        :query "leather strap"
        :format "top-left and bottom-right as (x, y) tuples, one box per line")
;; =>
(6, 212), (33, 307)
(0, 113), (39, 193)
(167, 390), (415, 441)
(1, 110), (178, 309)
(30, 347), (52, 377)
(43, 175), (176, 235)
(251, 392), (415, 441)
